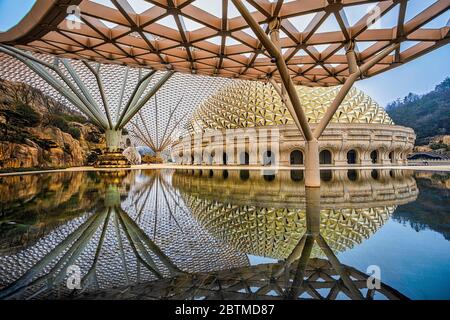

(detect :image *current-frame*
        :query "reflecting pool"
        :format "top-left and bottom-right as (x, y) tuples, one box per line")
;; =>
(0, 169), (449, 300)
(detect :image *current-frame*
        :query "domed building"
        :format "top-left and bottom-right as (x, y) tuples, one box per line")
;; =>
(173, 81), (415, 166)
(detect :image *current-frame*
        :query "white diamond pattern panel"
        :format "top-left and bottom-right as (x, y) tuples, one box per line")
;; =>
(190, 80), (394, 132)
(128, 73), (230, 152)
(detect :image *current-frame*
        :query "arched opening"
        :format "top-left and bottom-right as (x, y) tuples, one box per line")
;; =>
(319, 150), (332, 165)
(389, 151), (394, 163)
(371, 169), (379, 180)
(290, 150), (303, 165)
(291, 170), (304, 182)
(222, 170), (229, 179)
(204, 152), (213, 165)
(191, 155), (194, 165)
(209, 151), (216, 164)
(239, 169), (250, 181)
(347, 169), (358, 181)
(263, 150), (274, 166)
(263, 172), (276, 182)
(389, 170), (395, 178)
(347, 150), (357, 164)
(240, 152), (249, 165)
(370, 150), (378, 164)
(222, 152), (228, 165)
(320, 170), (332, 182)
(209, 170), (214, 178)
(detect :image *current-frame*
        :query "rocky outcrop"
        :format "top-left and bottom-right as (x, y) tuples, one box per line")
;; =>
(0, 79), (105, 169)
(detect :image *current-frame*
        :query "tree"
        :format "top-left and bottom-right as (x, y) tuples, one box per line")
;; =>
(386, 77), (450, 145)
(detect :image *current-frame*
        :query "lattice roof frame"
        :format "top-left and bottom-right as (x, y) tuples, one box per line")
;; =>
(1, 0), (449, 86)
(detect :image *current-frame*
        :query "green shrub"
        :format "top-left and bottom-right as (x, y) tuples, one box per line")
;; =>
(61, 114), (88, 124)
(48, 115), (81, 139)
(67, 127), (81, 140)
(15, 103), (40, 126)
(48, 115), (69, 131)
(430, 143), (448, 150)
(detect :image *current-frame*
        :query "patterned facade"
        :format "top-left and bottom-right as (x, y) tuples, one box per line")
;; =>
(173, 81), (415, 166)
(189, 81), (393, 132)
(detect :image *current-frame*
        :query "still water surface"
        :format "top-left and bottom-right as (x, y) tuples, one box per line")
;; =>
(0, 169), (449, 300)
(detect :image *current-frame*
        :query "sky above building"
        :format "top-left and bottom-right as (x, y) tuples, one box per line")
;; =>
(0, 0), (448, 107)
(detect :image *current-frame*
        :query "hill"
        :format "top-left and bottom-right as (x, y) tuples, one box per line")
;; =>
(0, 79), (105, 169)
(386, 77), (450, 145)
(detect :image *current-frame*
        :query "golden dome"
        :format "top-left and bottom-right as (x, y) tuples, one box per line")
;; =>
(190, 81), (393, 131)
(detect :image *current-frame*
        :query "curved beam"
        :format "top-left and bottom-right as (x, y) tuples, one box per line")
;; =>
(0, 0), (82, 44)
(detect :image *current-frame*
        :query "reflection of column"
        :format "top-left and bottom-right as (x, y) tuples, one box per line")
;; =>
(285, 187), (319, 299)
(305, 187), (321, 235)
(360, 150), (373, 166)
(333, 149), (348, 166)
(285, 187), (364, 300)
(380, 150), (391, 165)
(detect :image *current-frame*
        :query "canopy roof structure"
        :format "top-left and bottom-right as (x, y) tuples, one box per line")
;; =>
(0, 0), (448, 185)
(0, 0), (448, 86)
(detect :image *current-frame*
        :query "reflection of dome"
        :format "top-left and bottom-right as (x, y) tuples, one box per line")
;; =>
(173, 169), (418, 259)
(190, 81), (393, 131)
(182, 199), (393, 259)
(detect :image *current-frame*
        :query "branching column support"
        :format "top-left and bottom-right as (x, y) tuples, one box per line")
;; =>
(312, 42), (399, 139)
(231, 0), (398, 187)
(0, 45), (109, 129)
(0, 44), (175, 163)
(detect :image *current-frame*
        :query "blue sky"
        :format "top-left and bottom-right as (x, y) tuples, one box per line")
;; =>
(0, 0), (448, 107)
(0, 0), (35, 32)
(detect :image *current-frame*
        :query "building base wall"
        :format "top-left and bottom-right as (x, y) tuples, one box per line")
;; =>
(172, 123), (416, 167)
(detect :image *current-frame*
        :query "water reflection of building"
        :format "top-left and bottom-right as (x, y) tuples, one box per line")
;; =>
(0, 170), (247, 299)
(0, 169), (414, 300)
(172, 169), (418, 259)
(82, 185), (409, 300)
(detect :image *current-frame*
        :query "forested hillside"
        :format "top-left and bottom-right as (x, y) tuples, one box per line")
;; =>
(386, 77), (450, 145)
